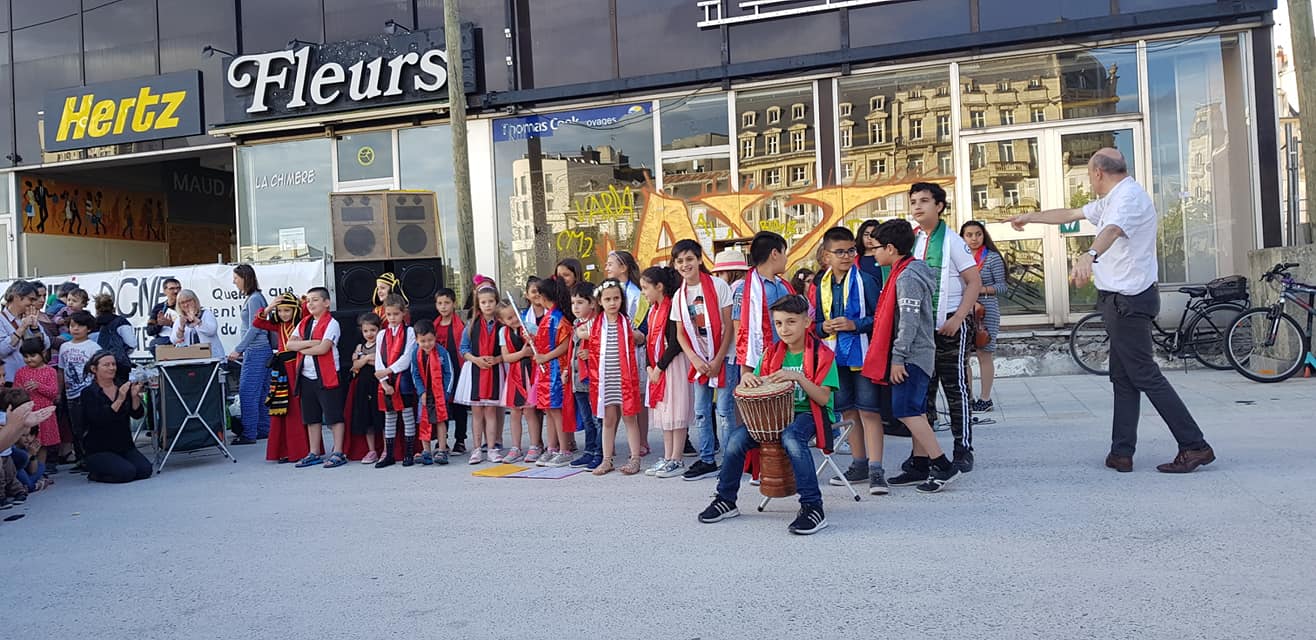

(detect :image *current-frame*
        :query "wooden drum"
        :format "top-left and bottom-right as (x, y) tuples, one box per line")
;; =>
(734, 381), (797, 498)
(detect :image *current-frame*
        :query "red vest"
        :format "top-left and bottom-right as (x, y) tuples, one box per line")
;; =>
(415, 347), (449, 423)
(294, 314), (340, 390)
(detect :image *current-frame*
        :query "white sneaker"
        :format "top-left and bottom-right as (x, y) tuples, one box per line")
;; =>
(468, 449), (485, 465)
(488, 448), (505, 464)
(655, 460), (685, 479)
(537, 449), (558, 467)
(546, 452), (572, 468)
(836, 437), (852, 455)
(645, 459), (668, 476)
(750, 477), (761, 486)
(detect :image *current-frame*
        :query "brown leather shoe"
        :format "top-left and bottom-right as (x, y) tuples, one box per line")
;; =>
(1156, 447), (1216, 474)
(1105, 453), (1133, 473)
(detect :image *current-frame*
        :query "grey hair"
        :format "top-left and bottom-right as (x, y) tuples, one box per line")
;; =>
(1091, 152), (1128, 175)
(176, 289), (200, 305)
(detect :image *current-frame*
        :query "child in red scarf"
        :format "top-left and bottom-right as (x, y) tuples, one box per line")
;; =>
(568, 283), (602, 470)
(669, 239), (733, 482)
(530, 278), (576, 467)
(433, 288), (468, 454)
(641, 266), (692, 479)
(698, 295), (838, 535)
(455, 286), (504, 464)
(497, 302), (537, 464)
(588, 279), (643, 475)
(862, 220), (960, 493)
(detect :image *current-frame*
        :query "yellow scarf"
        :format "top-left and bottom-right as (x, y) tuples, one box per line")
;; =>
(818, 268), (850, 338)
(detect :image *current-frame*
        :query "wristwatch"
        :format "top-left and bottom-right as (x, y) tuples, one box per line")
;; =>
(1085, 249), (1100, 263)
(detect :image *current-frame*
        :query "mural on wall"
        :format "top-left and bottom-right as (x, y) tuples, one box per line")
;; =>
(576, 178), (953, 279)
(19, 176), (168, 243)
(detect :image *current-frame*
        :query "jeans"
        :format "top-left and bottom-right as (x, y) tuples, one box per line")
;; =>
(573, 391), (601, 456)
(11, 447), (42, 492)
(692, 384), (717, 465)
(1100, 286), (1208, 456)
(714, 364), (742, 457)
(239, 343), (273, 439)
(715, 413), (822, 506)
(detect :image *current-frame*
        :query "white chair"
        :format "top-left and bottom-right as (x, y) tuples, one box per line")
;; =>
(758, 419), (861, 512)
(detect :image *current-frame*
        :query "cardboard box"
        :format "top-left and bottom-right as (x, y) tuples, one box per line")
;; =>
(155, 344), (212, 362)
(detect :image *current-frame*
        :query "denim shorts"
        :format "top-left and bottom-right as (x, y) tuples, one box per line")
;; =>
(834, 366), (880, 413)
(890, 363), (931, 419)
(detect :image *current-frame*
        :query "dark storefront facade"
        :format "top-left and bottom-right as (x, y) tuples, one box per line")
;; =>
(0, 0), (1283, 326)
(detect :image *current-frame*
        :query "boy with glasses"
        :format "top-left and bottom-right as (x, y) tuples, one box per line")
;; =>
(809, 227), (889, 493)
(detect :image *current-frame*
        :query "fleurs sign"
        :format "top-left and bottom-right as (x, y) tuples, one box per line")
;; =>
(220, 26), (477, 124)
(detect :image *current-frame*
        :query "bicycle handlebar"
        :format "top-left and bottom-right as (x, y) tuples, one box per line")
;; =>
(1263, 262), (1300, 282)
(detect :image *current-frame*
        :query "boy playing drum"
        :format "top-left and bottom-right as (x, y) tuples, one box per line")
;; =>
(697, 295), (839, 535)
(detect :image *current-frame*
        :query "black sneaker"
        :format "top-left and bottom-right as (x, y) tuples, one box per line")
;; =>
(916, 465), (961, 493)
(452, 441), (466, 454)
(683, 439), (697, 457)
(972, 399), (994, 412)
(698, 498), (739, 523)
(829, 464), (867, 487)
(887, 469), (928, 487)
(788, 503), (828, 535)
(10, 494), (27, 505)
(954, 450), (975, 473)
(869, 470), (889, 495)
(900, 454), (916, 474)
(682, 459), (719, 481)
(230, 436), (258, 445)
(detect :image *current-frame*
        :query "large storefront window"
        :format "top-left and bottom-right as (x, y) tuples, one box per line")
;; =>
(959, 46), (1139, 129)
(837, 66), (953, 224)
(237, 139), (334, 261)
(736, 83), (818, 249)
(399, 125), (462, 297)
(493, 103), (654, 289)
(1147, 34), (1255, 284)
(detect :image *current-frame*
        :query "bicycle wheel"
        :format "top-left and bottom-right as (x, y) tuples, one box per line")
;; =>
(1185, 303), (1244, 370)
(1225, 308), (1309, 382)
(1069, 312), (1110, 375)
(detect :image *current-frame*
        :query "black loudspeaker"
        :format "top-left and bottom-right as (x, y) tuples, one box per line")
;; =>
(333, 310), (364, 377)
(334, 261), (387, 313)
(395, 258), (444, 314)
(155, 363), (226, 453)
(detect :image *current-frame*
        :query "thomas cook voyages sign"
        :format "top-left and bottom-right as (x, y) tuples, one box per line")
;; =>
(221, 27), (478, 124)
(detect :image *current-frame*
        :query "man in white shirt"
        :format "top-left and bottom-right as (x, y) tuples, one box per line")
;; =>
(1009, 148), (1214, 474)
(909, 182), (983, 473)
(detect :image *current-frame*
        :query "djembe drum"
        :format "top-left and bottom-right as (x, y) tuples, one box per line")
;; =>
(734, 381), (797, 498)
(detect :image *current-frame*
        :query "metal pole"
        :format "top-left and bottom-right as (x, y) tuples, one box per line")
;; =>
(1289, 0), (1316, 243)
(445, 0), (475, 297)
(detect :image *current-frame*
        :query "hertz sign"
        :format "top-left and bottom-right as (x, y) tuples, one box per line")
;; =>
(43, 71), (204, 152)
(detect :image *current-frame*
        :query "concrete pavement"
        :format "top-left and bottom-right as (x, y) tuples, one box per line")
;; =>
(5, 369), (1314, 639)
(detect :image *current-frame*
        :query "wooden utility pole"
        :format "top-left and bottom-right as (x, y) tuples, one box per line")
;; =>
(1289, 0), (1316, 238)
(445, 0), (475, 293)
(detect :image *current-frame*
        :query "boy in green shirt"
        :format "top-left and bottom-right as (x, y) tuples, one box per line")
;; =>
(698, 295), (838, 535)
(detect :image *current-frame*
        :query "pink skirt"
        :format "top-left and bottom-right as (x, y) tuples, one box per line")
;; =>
(650, 353), (695, 432)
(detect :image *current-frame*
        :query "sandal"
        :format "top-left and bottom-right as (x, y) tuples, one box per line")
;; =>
(592, 456), (615, 476)
(639, 445), (651, 457)
(620, 456), (643, 475)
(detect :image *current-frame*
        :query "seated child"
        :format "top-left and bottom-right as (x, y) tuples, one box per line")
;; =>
(697, 295), (837, 536)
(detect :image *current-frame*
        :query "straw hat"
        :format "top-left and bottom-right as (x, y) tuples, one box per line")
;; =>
(712, 249), (748, 273)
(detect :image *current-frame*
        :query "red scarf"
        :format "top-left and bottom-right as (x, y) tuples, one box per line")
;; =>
(861, 256), (914, 385)
(735, 270), (795, 366)
(470, 315), (500, 400)
(415, 347), (449, 422)
(644, 297), (672, 407)
(377, 324), (411, 411)
(294, 313), (339, 390)
(761, 336), (835, 451)
(675, 272), (726, 387)
(501, 326), (533, 406)
(436, 313), (465, 357)
(588, 312), (641, 417)
(573, 318), (591, 387)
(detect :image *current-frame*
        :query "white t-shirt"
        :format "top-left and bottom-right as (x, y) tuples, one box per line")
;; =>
(300, 315), (341, 380)
(669, 276), (733, 338)
(59, 339), (102, 399)
(1082, 176), (1159, 295)
(913, 223), (978, 328)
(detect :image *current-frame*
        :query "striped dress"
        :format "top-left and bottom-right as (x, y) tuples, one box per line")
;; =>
(977, 250), (1007, 353)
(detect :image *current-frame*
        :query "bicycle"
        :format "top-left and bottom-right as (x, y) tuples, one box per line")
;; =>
(1068, 276), (1250, 376)
(1224, 262), (1316, 383)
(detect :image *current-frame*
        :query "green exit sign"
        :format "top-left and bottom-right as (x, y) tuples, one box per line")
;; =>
(1060, 221), (1081, 234)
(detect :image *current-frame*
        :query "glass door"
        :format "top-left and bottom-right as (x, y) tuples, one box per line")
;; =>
(959, 121), (1143, 326)
(959, 132), (1050, 324)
